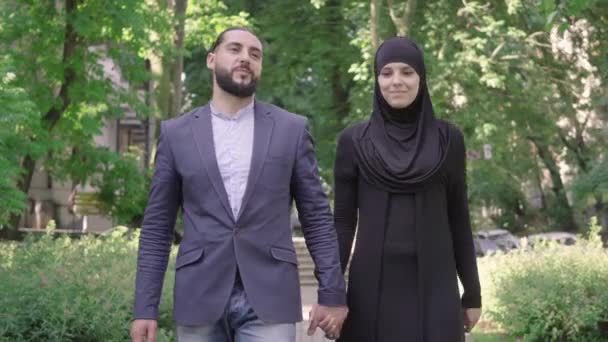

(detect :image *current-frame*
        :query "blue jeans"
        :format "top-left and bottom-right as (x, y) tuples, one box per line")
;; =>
(176, 276), (295, 342)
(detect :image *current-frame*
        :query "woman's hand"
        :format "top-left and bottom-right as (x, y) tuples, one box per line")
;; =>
(463, 308), (481, 333)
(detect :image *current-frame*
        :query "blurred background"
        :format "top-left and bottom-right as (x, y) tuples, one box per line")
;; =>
(1, 0), (607, 341)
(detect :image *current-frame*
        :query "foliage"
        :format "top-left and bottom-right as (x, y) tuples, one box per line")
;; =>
(478, 218), (608, 341)
(0, 0), (606, 235)
(184, 0), (362, 183)
(183, 0), (252, 109)
(2, 219), (608, 340)
(417, 0), (606, 231)
(0, 0), (171, 229)
(0, 59), (47, 227)
(540, 0), (602, 28)
(572, 157), (608, 204)
(92, 151), (151, 227)
(0, 228), (176, 342)
(179, 0), (607, 233)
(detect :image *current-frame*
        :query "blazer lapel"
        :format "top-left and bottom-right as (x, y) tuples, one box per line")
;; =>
(237, 101), (274, 221)
(190, 105), (235, 221)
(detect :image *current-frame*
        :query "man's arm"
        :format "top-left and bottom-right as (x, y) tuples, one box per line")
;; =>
(290, 120), (347, 339)
(290, 120), (346, 306)
(133, 121), (182, 320)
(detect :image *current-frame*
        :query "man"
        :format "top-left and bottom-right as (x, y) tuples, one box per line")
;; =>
(131, 27), (348, 342)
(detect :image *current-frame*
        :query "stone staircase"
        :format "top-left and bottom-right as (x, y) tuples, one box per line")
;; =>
(294, 237), (317, 286)
(294, 237), (350, 286)
(294, 237), (330, 341)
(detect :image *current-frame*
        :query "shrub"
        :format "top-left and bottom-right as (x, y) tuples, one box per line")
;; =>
(479, 218), (608, 341)
(0, 227), (176, 341)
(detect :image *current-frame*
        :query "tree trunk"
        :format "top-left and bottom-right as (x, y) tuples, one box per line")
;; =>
(324, 0), (352, 121)
(158, 57), (172, 118)
(386, 0), (417, 36)
(170, 0), (188, 118)
(6, 0), (81, 234)
(530, 138), (578, 232)
(595, 201), (608, 232)
(532, 156), (547, 210)
(557, 126), (605, 231)
(370, 0), (380, 50)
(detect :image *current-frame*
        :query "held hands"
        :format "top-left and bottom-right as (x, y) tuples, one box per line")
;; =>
(130, 319), (157, 342)
(463, 308), (481, 333)
(307, 304), (349, 340)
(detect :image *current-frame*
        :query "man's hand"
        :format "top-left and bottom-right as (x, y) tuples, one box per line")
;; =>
(463, 308), (481, 333)
(307, 304), (348, 340)
(130, 319), (158, 342)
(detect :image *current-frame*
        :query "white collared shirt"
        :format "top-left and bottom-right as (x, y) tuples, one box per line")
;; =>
(210, 101), (255, 218)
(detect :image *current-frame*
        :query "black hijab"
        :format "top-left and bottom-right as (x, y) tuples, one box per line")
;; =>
(354, 36), (450, 192)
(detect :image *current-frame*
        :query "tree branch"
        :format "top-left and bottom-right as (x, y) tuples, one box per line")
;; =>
(169, 0), (188, 118)
(386, 0), (417, 36)
(370, 0), (380, 50)
(42, 0), (82, 129)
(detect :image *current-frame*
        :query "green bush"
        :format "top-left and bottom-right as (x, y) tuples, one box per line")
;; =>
(0, 227), (176, 342)
(479, 219), (608, 341)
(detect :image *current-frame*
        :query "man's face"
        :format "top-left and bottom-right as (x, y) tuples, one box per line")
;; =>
(207, 30), (263, 97)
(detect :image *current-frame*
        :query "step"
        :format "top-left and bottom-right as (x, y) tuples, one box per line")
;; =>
(293, 237), (350, 285)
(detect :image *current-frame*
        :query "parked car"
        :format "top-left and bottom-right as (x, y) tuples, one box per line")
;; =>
(527, 232), (577, 247)
(473, 229), (520, 256)
(473, 237), (500, 257)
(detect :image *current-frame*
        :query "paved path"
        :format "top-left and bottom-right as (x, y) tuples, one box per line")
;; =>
(296, 286), (331, 341)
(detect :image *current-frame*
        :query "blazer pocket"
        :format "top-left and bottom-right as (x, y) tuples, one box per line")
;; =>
(175, 247), (204, 270)
(270, 246), (298, 265)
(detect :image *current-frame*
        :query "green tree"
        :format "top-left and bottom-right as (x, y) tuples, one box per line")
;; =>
(0, 0), (173, 234)
(342, 0), (606, 232)
(416, 0), (606, 231)
(0, 58), (47, 228)
(173, 0), (608, 234)
(183, 0), (362, 183)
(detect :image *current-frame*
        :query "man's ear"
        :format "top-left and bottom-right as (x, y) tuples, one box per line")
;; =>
(206, 52), (215, 70)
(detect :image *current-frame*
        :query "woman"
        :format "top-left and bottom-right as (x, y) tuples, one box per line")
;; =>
(333, 37), (481, 342)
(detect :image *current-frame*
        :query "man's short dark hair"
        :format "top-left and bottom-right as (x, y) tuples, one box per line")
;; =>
(209, 27), (260, 52)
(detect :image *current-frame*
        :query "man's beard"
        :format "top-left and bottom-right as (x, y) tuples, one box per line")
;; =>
(215, 66), (258, 98)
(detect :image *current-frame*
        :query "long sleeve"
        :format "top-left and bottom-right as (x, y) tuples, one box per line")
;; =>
(333, 128), (359, 274)
(133, 122), (182, 319)
(447, 127), (481, 308)
(291, 120), (346, 306)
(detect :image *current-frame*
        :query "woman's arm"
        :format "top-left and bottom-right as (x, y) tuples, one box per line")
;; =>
(447, 127), (482, 308)
(333, 129), (359, 274)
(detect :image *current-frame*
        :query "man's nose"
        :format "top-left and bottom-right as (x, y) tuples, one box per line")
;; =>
(237, 52), (251, 65)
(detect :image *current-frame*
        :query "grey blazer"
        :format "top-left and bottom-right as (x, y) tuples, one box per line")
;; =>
(133, 101), (346, 325)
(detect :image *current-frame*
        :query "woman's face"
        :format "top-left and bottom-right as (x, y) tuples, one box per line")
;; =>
(377, 62), (420, 109)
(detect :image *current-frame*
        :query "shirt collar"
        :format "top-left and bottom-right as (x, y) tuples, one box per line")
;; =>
(210, 100), (255, 121)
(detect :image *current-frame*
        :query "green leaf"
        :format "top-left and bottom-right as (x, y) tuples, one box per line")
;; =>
(546, 10), (559, 28)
